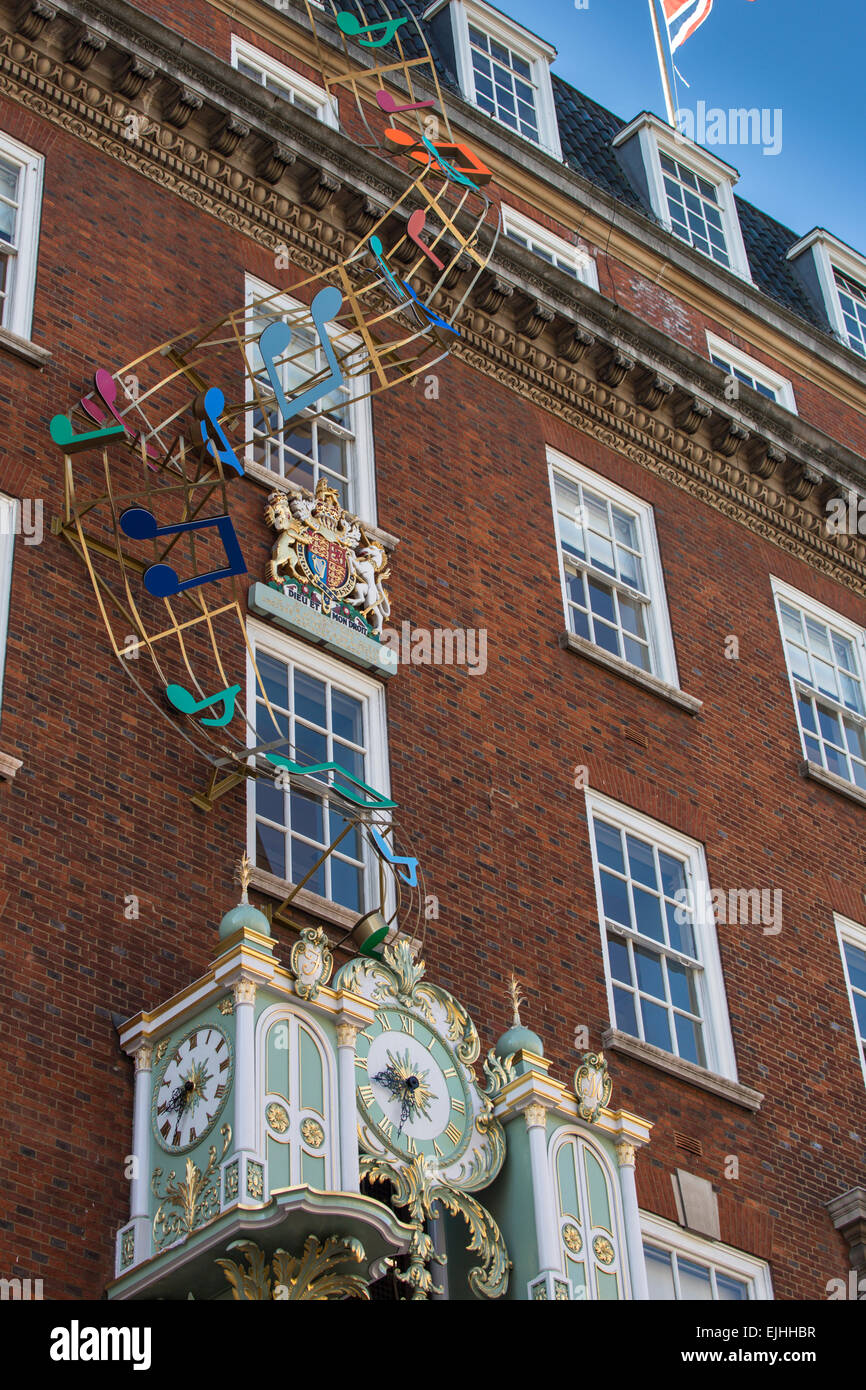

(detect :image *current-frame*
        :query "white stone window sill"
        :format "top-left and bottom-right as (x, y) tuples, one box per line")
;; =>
(249, 863), (359, 932)
(602, 1027), (763, 1111)
(241, 460), (399, 554)
(800, 759), (866, 810)
(0, 750), (22, 781)
(559, 632), (702, 714)
(0, 327), (51, 367)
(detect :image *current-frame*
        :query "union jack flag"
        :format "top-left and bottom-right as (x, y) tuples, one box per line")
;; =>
(661, 0), (714, 54)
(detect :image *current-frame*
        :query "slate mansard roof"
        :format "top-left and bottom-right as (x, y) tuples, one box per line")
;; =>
(383, 0), (842, 336)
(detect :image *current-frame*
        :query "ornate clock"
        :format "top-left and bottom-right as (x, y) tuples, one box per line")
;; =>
(355, 1005), (474, 1165)
(336, 940), (510, 1298)
(151, 1025), (233, 1154)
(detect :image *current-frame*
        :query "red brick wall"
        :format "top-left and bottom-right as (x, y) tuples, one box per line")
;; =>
(0, 76), (860, 1303)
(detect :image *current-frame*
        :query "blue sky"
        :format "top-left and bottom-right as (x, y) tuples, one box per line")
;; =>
(502, 0), (865, 254)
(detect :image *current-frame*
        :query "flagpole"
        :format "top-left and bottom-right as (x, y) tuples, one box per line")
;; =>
(648, 0), (677, 127)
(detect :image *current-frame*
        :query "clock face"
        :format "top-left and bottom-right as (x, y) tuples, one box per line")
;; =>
(355, 1007), (473, 1166)
(152, 1025), (233, 1153)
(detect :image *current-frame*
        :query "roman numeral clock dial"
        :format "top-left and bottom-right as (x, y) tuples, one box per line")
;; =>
(151, 1025), (233, 1153)
(355, 1009), (473, 1166)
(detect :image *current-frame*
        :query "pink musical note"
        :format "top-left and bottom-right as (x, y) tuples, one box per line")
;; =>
(406, 209), (444, 271)
(80, 368), (160, 460)
(375, 89), (435, 115)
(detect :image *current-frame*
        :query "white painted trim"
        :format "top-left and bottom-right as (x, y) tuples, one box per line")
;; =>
(833, 914), (866, 1093)
(0, 494), (17, 721)
(546, 447), (679, 687)
(705, 332), (797, 414)
(502, 205), (598, 291)
(230, 36), (338, 129)
(447, 0), (562, 161)
(640, 1211), (774, 1300)
(788, 232), (866, 351)
(245, 616), (393, 918)
(583, 787), (740, 1083)
(617, 115), (751, 284)
(0, 130), (43, 341)
(244, 273), (376, 524)
(770, 574), (866, 772)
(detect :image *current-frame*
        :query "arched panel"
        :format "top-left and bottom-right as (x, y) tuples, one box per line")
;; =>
(549, 1128), (628, 1300)
(256, 1004), (337, 1194)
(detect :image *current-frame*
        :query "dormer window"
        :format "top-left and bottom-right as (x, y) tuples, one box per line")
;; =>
(612, 114), (751, 282)
(428, 0), (562, 159)
(659, 151), (729, 268)
(786, 229), (866, 359)
(468, 24), (538, 142)
(834, 269), (866, 358)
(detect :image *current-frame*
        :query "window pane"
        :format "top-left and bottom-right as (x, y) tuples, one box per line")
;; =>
(677, 1258), (713, 1300)
(256, 822), (285, 879)
(627, 835), (657, 889)
(290, 788), (324, 843)
(641, 998), (672, 1050)
(332, 688), (363, 744)
(644, 1246), (676, 1300)
(594, 819), (624, 873)
(613, 986), (638, 1035)
(294, 669), (327, 727)
(256, 652), (289, 708)
(844, 942), (866, 994)
(716, 1273), (748, 1301)
(256, 777), (285, 825)
(674, 1012), (703, 1065)
(291, 837), (326, 897)
(633, 886), (665, 942)
(635, 944), (665, 998)
(601, 870), (630, 926)
(607, 934), (631, 984)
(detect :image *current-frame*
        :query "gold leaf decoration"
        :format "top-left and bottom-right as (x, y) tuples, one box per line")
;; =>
(217, 1236), (369, 1300)
(152, 1125), (231, 1251)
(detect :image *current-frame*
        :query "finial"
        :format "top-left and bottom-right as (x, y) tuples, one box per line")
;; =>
(236, 852), (252, 904)
(509, 973), (524, 1027)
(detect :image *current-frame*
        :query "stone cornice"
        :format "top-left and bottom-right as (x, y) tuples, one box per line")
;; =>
(4, 11), (866, 591)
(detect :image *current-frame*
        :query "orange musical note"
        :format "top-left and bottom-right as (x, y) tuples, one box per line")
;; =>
(383, 128), (493, 188)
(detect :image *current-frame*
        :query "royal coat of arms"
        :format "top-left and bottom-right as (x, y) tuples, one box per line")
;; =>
(265, 479), (391, 635)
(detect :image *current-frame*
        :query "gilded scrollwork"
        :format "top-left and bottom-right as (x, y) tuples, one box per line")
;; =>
(151, 1124), (231, 1252)
(289, 925), (334, 1001)
(216, 1235), (369, 1300)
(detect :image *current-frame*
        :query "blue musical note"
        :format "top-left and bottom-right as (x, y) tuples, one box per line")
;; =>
(195, 386), (244, 476)
(369, 826), (419, 886)
(399, 276), (459, 336)
(166, 682), (241, 727)
(119, 507), (247, 598)
(257, 286), (345, 425)
(336, 10), (407, 46)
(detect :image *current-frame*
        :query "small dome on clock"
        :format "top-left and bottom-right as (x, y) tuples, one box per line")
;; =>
(494, 1022), (544, 1061)
(218, 900), (271, 940)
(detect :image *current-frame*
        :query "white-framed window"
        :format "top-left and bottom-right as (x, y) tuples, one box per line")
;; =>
(787, 230), (866, 360)
(834, 915), (866, 1091)
(0, 131), (43, 340)
(585, 789), (738, 1080)
(706, 333), (797, 413)
(548, 448), (679, 685)
(502, 207), (598, 290)
(641, 1213), (773, 1300)
(436, 0), (562, 159)
(834, 268), (866, 359)
(0, 494), (16, 719)
(231, 37), (338, 128)
(246, 621), (391, 916)
(550, 1128), (628, 1300)
(612, 116), (751, 282)
(245, 274), (376, 523)
(771, 577), (866, 792)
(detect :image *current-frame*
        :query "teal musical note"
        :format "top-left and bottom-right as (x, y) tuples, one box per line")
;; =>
(369, 826), (419, 886)
(49, 414), (126, 453)
(265, 753), (397, 809)
(166, 682), (241, 727)
(257, 286), (345, 425)
(336, 11), (407, 46)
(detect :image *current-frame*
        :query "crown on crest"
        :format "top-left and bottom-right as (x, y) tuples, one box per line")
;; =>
(313, 476), (342, 528)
